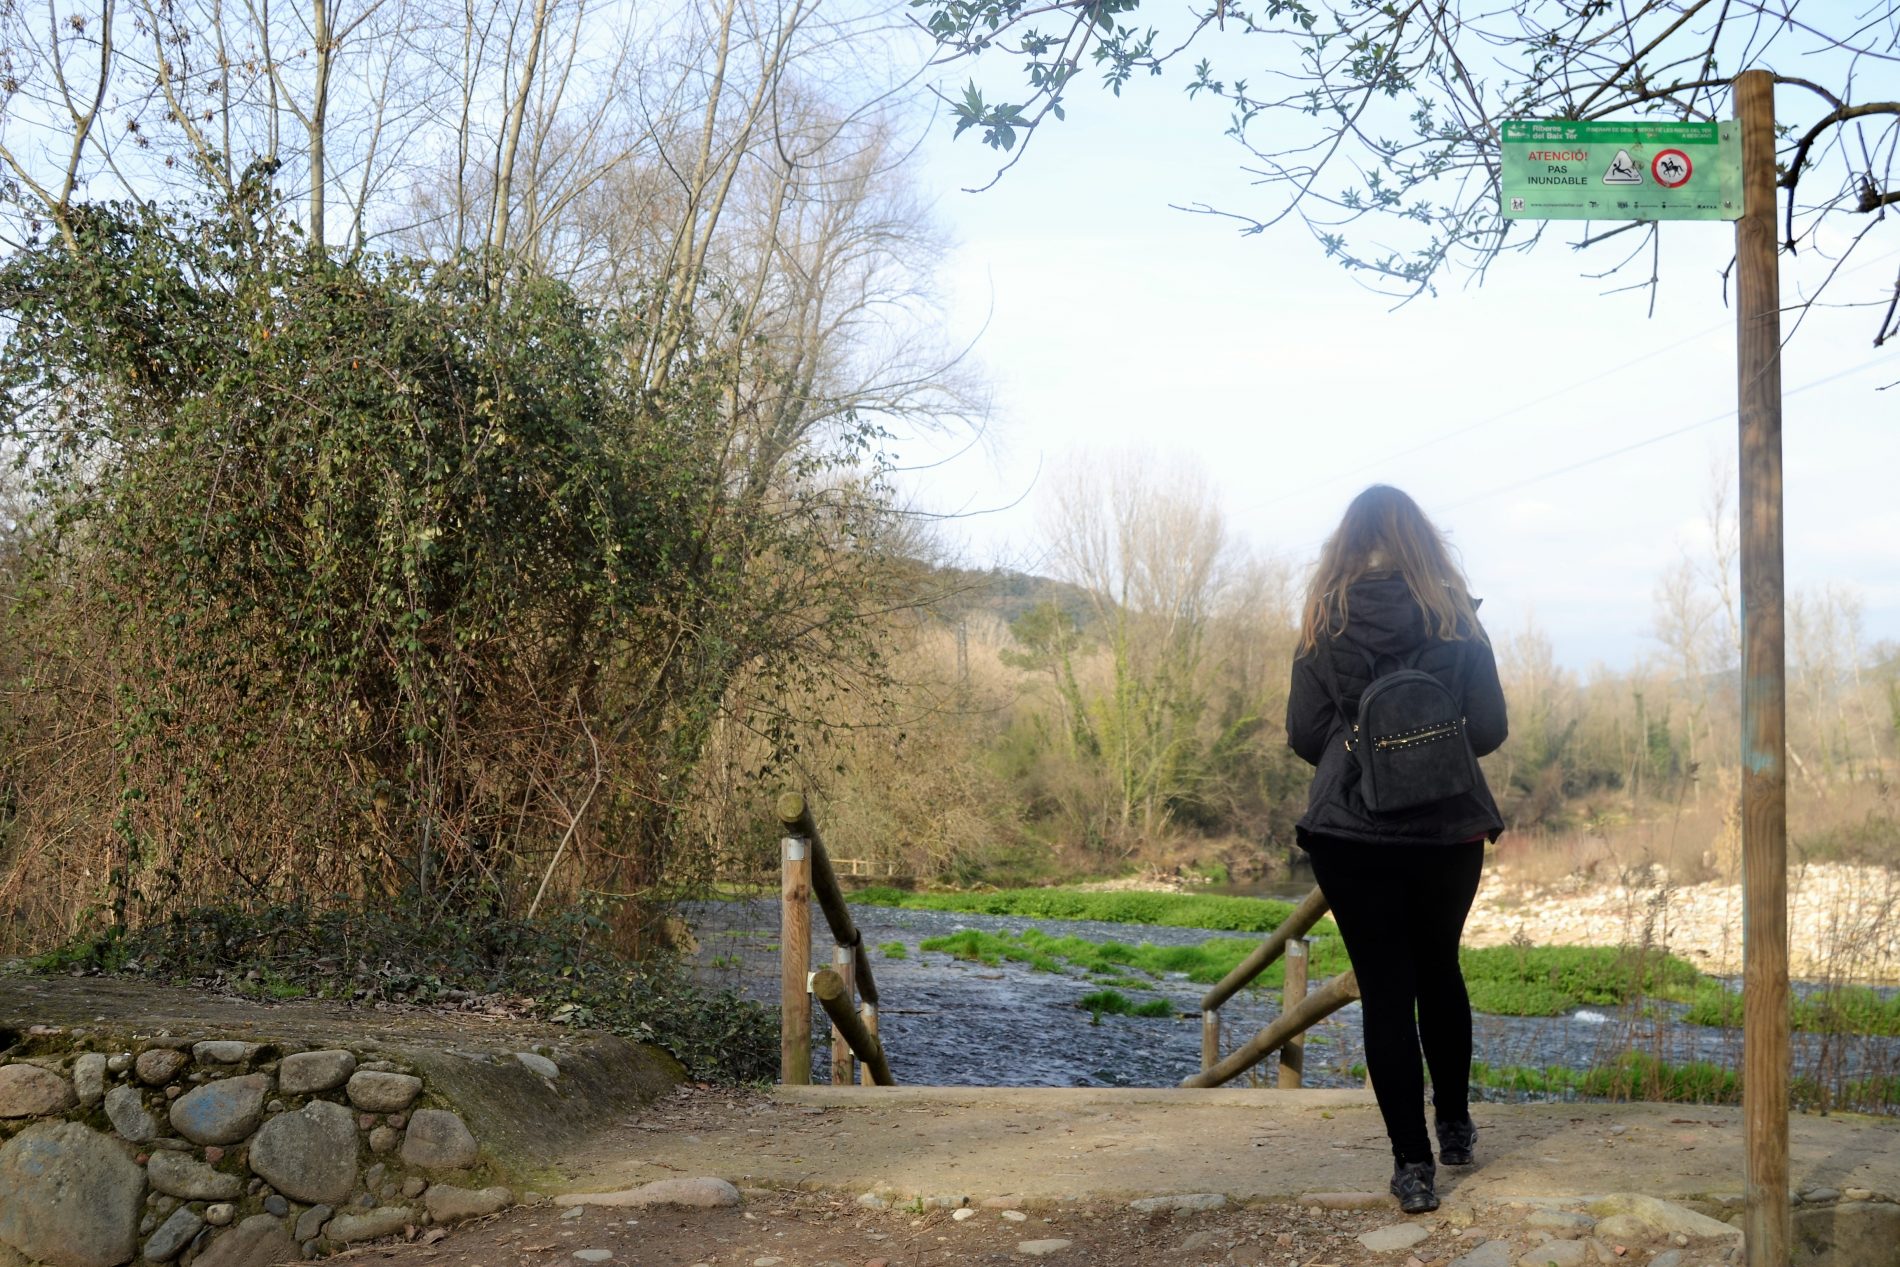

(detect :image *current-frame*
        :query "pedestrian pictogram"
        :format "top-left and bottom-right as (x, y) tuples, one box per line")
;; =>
(1652, 149), (1693, 188)
(1603, 150), (1643, 184)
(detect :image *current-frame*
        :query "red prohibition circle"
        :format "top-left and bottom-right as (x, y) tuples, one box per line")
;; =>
(1652, 149), (1693, 188)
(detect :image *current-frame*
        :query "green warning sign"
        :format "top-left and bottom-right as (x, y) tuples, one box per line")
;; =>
(1500, 120), (1742, 221)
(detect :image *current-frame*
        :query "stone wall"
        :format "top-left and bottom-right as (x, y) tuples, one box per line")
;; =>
(0, 1030), (547, 1267)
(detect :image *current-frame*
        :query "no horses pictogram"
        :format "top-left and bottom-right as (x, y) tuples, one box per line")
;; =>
(1652, 148), (1693, 188)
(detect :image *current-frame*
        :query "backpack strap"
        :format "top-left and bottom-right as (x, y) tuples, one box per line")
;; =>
(1314, 634), (1353, 723)
(1399, 639), (1472, 706)
(1317, 634), (1474, 720)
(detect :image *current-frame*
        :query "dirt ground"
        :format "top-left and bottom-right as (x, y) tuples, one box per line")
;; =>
(339, 1186), (1537, 1267)
(330, 1086), (1779, 1267)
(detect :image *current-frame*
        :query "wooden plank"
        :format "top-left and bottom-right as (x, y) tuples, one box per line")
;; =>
(1733, 66), (1790, 1267)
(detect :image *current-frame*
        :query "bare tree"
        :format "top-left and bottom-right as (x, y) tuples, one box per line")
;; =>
(1045, 452), (1232, 842)
(920, 0), (1900, 349)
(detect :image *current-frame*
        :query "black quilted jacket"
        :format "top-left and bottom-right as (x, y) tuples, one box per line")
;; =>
(1286, 573), (1509, 846)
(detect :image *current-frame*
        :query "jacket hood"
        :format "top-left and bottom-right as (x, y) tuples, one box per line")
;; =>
(1339, 573), (1429, 657)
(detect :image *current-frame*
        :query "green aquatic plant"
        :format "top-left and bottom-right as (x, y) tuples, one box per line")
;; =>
(1458, 945), (1704, 1017)
(1075, 989), (1174, 1019)
(854, 886), (1317, 934)
(1682, 981), (1900, 1036)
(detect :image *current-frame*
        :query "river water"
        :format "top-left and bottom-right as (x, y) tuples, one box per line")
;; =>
(686, 898), (1899, 1102)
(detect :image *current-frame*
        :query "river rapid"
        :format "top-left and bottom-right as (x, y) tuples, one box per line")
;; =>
(686, 897), (1900, 1099)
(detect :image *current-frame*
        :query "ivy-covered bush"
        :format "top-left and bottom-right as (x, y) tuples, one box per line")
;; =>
(0, 186), (898, 951)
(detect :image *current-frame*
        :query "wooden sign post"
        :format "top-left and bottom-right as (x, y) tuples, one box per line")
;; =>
(1733, 67), (1790, 1267)
(1501, 68), (1790, 1267)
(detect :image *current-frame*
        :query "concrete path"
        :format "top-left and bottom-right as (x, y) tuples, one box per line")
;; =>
(561, 1085), (1900, 1209)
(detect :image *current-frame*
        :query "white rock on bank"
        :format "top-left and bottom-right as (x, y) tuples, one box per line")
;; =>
(553, 1178), (741, 1209)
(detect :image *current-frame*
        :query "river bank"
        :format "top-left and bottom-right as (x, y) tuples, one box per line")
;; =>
(1464, 861), (1900, 983)
(1102, 859), (1900, 984)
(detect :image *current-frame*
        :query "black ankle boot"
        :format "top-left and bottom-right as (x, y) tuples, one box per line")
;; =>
(1389, 1159), (1439, 1214)
(1436, 1116), (1477, 1166)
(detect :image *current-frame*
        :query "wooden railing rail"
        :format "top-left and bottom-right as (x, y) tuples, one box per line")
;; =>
(814, 969), (896, 1085)
(1195, 885), (1336, 1089)
(1200, 886), (1330, 1014)
(1183, 968), (1360, 1088)
(828, 858), (908, 879)
(777, 792), (890, 1087)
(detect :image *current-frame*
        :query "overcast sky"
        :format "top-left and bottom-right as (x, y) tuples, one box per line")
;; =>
(884, 66), (1898, 671)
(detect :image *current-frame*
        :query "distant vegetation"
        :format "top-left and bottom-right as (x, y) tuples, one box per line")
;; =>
(765, 458), (1898, 895)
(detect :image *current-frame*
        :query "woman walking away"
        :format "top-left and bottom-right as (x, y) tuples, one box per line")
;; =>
(1285, 485), (1509, 1216)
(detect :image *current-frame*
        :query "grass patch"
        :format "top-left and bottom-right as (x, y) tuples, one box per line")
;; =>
(854, 885), (1324, 935)
(1459, 945), (1704, 1017)
(918, 927), (1720, 1019)
(1681, 982), (1900, 1036)
(1472, 1053), (1739, 1104)
(1794, 1073), (1900, 1114)
(1075, 990), (1174, 1018)
(878, 941), (908, 960)
(918, 929), (1065, 973)
(918, 926), (1349, 987)
(867, 888), (1716, 1017)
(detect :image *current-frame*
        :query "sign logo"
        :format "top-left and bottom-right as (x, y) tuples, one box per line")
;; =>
(1652, 149), (1693, 188)
(1603, 150), (1643, 184)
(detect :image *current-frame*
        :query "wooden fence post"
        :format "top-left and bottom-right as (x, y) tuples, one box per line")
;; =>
(831, 944), (856, 1085)
(1279, 938), (1308, 1088)
(780, 835), (812, 1085)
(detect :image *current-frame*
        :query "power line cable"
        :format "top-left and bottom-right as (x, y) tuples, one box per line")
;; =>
(1239, 248), (1900, 517)
(1236, 319), (1731, 515)
(1262, 353), (1890, 563)
(1437, 354), (1892, 512)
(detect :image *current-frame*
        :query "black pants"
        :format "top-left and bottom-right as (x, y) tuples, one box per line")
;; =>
(1304, 835), (1484, 1164)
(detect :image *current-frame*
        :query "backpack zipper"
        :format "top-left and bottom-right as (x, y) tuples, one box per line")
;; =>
(1371, 719), (1464, 752)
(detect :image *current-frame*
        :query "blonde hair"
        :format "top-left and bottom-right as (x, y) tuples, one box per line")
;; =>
(1298, 485), (1483, 653)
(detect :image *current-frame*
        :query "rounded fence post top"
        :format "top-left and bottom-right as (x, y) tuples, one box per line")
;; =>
(777, 791), (807, 825)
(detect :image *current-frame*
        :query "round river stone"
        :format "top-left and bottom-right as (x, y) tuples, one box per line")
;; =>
(277, 1051), (356, 1097)
(135, 1049), (189, 1086)
(0, 1121), (146, 1267)
(169, 1074), (270, 1145)
(399, 1110), (478, 1172)
(0, 1064), (77, 1118)
(146, 1151), (244, 1201)
(346, 1071), (422, 1113)
(102, 1085), (158, 1143)
(249, 1098), (359, 1204)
